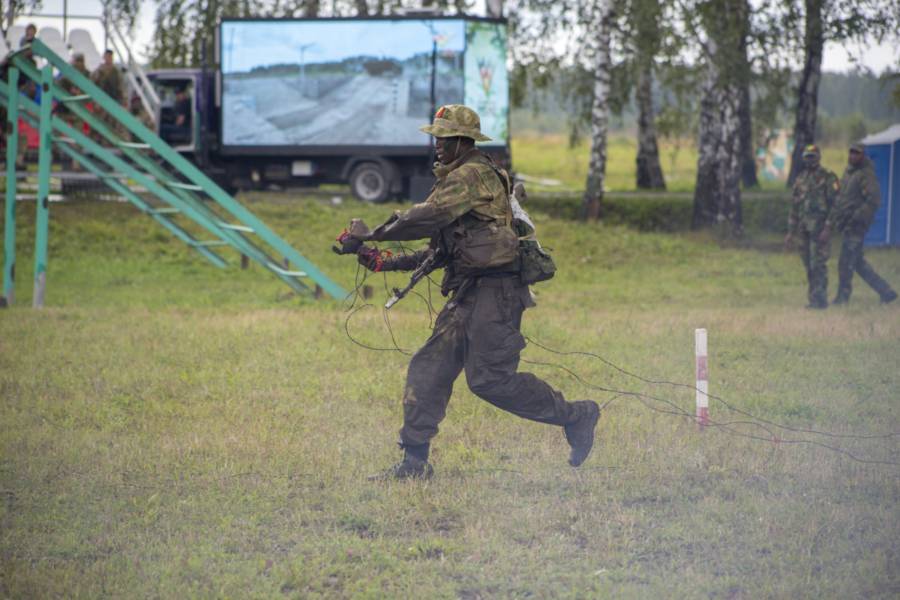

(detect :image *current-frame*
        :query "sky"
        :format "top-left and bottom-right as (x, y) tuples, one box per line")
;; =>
(221, 20), (465, 73)
(13, 0), (900, 74)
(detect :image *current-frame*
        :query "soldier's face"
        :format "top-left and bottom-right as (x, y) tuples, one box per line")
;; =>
(803, 156), (819, 169)
(435, 137), (460, 165)
(848, 149), (863, 166)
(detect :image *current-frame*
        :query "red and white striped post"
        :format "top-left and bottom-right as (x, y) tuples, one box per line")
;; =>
(695, 328), (709, 428)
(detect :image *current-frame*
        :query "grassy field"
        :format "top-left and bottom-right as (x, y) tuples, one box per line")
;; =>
(1, 194), (899, 598)
(512, 134), (851, 194)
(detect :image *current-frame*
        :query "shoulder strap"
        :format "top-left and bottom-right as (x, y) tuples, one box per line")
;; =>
(484, 159), (514, 227)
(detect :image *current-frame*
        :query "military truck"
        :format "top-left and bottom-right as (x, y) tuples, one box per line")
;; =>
(148, 15), (511, 202)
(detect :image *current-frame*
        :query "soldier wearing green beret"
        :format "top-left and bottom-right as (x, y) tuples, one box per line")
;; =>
(785, 144), (839, 309)
(347, 105), (600, 480)
(829, 143), (897, 305)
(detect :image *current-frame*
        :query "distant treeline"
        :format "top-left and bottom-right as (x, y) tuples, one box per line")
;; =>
(817, 73), (900, 121)
(513, 70), (900, 143)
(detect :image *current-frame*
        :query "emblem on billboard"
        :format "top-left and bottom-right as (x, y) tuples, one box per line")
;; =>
(478, 58), (494, 96)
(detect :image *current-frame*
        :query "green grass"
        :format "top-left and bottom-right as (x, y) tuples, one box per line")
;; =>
(1, 194), (899, 598)
(512, 134), (852, 194)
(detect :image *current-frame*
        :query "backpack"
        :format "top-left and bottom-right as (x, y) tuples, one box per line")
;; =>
(492, 166), (557, 285)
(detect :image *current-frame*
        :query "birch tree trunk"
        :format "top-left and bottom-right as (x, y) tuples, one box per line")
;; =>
(583, 2), (614, 221)
(693, 58), (721, 228)
(738, 82), (758, 188)
(717, 88), (743, 231)
(635, 64), (666, 189)
(787, 0), (824, 185)
(737, 0), (758, 189)
(691, 0), (744, 234)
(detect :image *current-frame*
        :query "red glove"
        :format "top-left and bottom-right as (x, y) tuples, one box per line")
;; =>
(358, 247), (393, 272)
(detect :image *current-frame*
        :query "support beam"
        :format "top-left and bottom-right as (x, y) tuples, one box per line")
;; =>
(33, 66), (54, 308)
(53, 144), (228, 268)
(2, 68), (19, 307)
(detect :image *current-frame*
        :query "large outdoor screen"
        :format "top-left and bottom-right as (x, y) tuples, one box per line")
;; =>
(220, 19), (508, 148)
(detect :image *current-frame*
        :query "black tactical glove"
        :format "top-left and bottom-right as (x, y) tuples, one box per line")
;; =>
(333, 218), (371, 255)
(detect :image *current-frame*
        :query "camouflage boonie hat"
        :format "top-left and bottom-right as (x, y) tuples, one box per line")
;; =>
(420, 104), (491, 142)
(849, 142), (865, 153)
(802, 144), (820, 157)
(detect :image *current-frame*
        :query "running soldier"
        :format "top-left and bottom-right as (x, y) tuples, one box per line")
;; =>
(341, 105), (600, 479)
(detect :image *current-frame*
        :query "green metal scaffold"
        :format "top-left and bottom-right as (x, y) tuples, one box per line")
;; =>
(1, 39), (347, 307)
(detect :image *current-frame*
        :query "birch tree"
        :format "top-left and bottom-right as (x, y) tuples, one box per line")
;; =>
(691, 0), (747, 233)
(786, 0), (824, 185)
(785, 0), (898, 184)
(511, 0), (618, 220)
(631, 0), (666, 189)
(581, 3), (615, 220)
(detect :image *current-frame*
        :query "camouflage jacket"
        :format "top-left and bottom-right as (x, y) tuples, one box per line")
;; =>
(829, 157), (881, 234)
(91, 64), (123, 102)
(57, 65), (91, 115)
(789, 165), (838, 234)
(367, 149), (519, 292)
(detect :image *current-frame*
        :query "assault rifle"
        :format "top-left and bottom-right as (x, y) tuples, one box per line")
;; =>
(385, 248), (442, 309)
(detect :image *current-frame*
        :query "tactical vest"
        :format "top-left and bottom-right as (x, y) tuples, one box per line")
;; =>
(438, 156), (519, 275)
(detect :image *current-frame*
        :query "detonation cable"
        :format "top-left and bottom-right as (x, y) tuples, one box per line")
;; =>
(339, 261), (898, 466)
(521, 358), (900, 467)
(524, 336), (899, 441)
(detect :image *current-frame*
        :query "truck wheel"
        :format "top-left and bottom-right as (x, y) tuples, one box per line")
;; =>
(350, 162), (391, 203)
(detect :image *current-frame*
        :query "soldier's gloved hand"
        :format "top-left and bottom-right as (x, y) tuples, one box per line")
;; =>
(333, 229), (362, 255)
(357, 247), (393, 272)
(333, 219), (371, 255)
(817, 225), (831, 244)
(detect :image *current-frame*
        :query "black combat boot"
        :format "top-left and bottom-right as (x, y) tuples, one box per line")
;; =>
(368, 443), (433, 481)
(805, 301), (827, 310)
(832, 293), (850, 305)
(881, 290), (897, 305)
(564, 401), (600, 467)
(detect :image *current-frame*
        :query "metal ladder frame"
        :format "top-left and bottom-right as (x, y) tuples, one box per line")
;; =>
(1, 40), (347, 306)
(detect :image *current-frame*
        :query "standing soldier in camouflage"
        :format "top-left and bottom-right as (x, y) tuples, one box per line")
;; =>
(343, 105), (600, 480)
(829, 143), (897, 305)
(91, 50), (124, 142)
(785, 144), (839, 309)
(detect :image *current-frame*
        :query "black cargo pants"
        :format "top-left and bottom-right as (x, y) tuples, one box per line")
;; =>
(836, 230), (896, 301)
(399, 275), (582, 447)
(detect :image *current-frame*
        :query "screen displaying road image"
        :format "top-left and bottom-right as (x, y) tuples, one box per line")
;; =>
(221, 19), (474, 147)
(221, 19), (510, 147)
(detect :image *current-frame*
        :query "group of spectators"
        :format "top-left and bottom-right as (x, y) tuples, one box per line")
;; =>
(3, 23), (162, 169)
